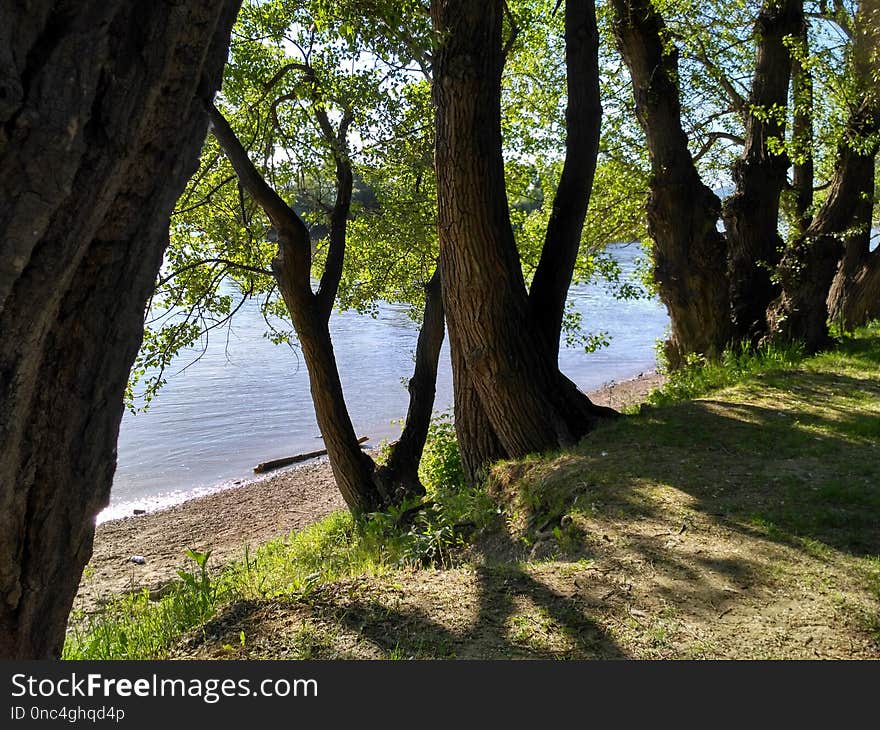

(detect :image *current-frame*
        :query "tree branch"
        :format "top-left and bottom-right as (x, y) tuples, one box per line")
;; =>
(208, 104), (306, 237)
(502, 0), (521, 60)
(692, 131), (746, 163)
(691, 36), (748, 118)
(529, 0), (601, 357)
(155, 258), (274, 289)
(315, 112), (355, 318)
(207, 102), (313, 298)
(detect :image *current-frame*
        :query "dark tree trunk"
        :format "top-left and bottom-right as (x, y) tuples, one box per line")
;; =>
(767, 0), (879, 349)
(768, 106), (879, 349)
(0, 0), (241, 659)
(450, 343), (508, 486)
(611, 0), (731, 367)
(722, 0), (803, 344)
(826, 153), (878, 329)
(431, 0), (613, 478)
(529, 0), (602, 358)
(288, 298), (387, 512)
(210, 105), (384, 513)
(375, 269), (445, 501)
(827, 250), (880, 330)
(789, 21), (814, 235)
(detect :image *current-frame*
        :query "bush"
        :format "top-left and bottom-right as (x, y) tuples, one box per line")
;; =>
(418, 411), (465, 491)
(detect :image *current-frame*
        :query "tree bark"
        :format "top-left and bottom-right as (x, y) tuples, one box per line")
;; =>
(289, 297), (388, 512)
(611, 0), (731, 367)
(722, 0), (803, 344)
(529, 0), (602, 358)
(0, 0), (241, 659)
(431, 0), (613, 478)
(827, 250), (880, 330)
(375, 269), (445, 501)
(450, 343), (508, 486)
(826, 153), (879, 329)
(789, 20), (814, 235)
(767, 0), (879, 349)
(768, 103), (879, 349)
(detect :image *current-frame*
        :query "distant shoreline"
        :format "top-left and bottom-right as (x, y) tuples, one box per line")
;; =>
(75, 369), (664, 615)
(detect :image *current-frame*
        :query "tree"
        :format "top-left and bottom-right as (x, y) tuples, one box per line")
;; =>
(611, 0), (732, 366)
(612, 0), (879, 359)
(787, 17), (815, 235)
(722, 0), (804, 344)
(431, 0), (617, 483)
(145, 0), (445, 513)
(528, 0), (604, 357)
(768, 0), (880, 349)
(208, 101), (443, 511)
(0, 1), (240, 658)
(826, 154), (879, 328)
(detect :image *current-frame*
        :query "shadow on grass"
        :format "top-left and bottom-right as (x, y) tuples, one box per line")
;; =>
(180, 335), (880, 659)
(186, 535), (629, 659)
(830, 331), (880, 366)
(560, 367), (880, 558)
(336, 535), (629, 659)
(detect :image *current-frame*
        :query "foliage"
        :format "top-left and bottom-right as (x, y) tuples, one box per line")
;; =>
(176, 548), (218, 618)
(127, 0), (657, 409)
(64, 549), (228, 660)
(418, 411), (465, 491)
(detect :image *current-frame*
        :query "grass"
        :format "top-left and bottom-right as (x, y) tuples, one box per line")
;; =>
(64, 478), (495, 659)
(646, 340), (807, 407)
(65, 324), (880, 660)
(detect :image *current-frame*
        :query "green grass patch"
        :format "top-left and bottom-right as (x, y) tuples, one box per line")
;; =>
(647, 341), (807, 406)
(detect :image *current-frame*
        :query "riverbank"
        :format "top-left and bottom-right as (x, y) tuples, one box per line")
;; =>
(67, 330), (880, 659)
(74, 371), (664, 615)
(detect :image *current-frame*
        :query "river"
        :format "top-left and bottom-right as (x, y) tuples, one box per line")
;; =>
(103, 242), (669, 521)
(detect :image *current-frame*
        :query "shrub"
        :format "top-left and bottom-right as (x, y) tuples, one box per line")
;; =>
(419, 410), (465, 491)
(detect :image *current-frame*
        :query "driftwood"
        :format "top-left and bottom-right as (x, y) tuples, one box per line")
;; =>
(253, 436), (369, 474)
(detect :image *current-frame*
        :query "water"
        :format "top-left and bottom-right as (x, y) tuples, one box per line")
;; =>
(104, 242), (669, 521)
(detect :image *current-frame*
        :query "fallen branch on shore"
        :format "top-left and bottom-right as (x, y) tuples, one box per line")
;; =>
(253, 436), (369, 474)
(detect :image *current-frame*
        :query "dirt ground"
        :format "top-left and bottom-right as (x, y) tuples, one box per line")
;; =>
(74, 459), (346, 614)
(168, 372), (880, 660)
(74, 371), (664, 615)
(171, 519), (878, 660)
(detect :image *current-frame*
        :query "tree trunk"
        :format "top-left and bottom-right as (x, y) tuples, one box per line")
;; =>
(826, 153), (878, 329)
(768, 107), (879, 349)
(529, 0), (602, 358)
(210, 104), (440, 512)
(789, 21), (814, 235)
(722, 0), (803, 344)
(767, 0), (879, 349)
(210, 104), (387, 513)
(611, 0), (731, 367)
(375, 269), (445, 501)
(431, 0), (612, 477)
(286, 296), (387, 512)
(450, 343), (508, 486)
(0, 0), (241, 659)
(827, 250), (880, 330)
